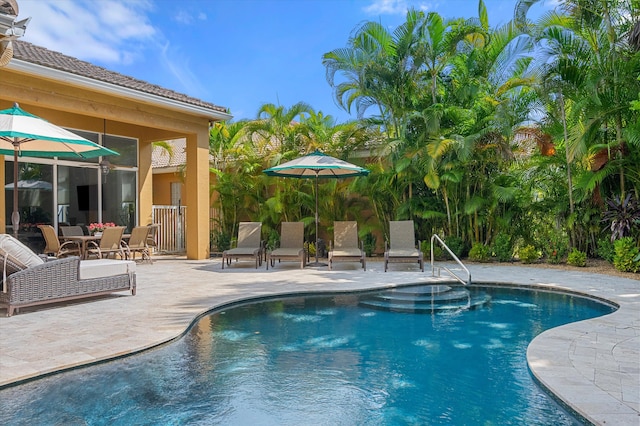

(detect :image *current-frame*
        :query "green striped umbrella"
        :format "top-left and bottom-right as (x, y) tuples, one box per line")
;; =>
(0, 103), (118, 237)
(264, 150), (370, 266)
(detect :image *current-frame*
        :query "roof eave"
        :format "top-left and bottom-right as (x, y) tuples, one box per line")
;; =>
(7, 59), (233, 122)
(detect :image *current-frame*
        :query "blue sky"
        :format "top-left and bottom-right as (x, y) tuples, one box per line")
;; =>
(16, 0), (557, 123)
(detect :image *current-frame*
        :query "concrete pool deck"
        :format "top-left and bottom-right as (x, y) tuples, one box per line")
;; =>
(0, 256), (638, 425)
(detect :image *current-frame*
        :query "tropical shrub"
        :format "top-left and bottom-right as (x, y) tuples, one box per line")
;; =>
(613, 237), (640, 273)
(596, 238), (615, 263)
(421, 240), (444, 260)
(602, 194), (640, 241)
(211, 229), (231, 252)
(469, 243), (491, 262)
(567, 248), (587, 267)
(544, 233), (569, 264)
(265, 229), (280, 251)
(362, 233), (377, 257)
(518, 245), (539, 264)
(444, 236), (466, 259)
(492, 233), (512, 262)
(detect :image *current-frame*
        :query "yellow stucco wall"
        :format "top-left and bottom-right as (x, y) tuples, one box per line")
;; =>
(1, 66), (222, 259)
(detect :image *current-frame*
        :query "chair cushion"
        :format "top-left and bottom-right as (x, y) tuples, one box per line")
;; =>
(79, 259), (136, 280)
(0, 234), (44, 276)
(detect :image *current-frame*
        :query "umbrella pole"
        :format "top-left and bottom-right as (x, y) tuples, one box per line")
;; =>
(308, 171), (327, 267)
(11, 144), (19, 238)
(315, 173), (319, 264)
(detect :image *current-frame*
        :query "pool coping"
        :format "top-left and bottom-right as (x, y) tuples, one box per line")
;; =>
(0, 257), (638, 425)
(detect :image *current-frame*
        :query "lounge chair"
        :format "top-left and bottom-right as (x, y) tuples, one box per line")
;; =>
(222, 222), (263, 269)
(384, 220), (424, 272)
(0, 234), (136, 316)
(122, 226), (152, 263)
(38, 224), (81, 258)
(267, 222), (306, 269)
(85, 226), (126, 260)
(328, 221), (366, 270)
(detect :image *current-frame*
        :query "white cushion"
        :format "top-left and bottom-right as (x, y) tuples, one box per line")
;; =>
(79, 259), (136, 280)
(0, 234), (44, 274)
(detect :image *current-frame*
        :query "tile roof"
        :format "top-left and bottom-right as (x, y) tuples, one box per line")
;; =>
(152, 139), (187, 169)
(12, 40), (228, 114)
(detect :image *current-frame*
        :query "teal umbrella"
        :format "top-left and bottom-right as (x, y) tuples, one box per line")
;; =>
(0, 103), (118, 237)
(264, 150), (370, 266)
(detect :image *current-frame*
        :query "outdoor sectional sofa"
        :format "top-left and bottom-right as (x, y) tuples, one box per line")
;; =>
(0, 234), (136, 317)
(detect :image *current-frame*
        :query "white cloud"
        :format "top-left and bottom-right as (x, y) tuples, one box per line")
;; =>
(159, 42), (209, 98)
(363, 0), (435, 16)
(17, 0), (157, 65)
(363, 0), (409, 15)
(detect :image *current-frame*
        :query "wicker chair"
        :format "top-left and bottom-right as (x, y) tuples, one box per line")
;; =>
(122, 226), (152, 263)
(38, 225), (81, 258)
(85, 226), (126, 260)
(222, 222), (263, 269)
(267, 222), (306, 269)
(328, 221), (366, 270)
(384, 220), (424, 272)
(0, 234), (136, 316)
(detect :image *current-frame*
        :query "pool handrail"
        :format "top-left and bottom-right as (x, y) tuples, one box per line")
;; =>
(430, 234), (471, 285)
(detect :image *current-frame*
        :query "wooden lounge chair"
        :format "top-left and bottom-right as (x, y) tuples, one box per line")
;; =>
(122, 226), (152, 263)
(85, 226), (126, 260)
(328, 221), (366, 270)
(384, 220), (424, 272)
(38, 224), (81, 258)
(222, 222), (263, 269)
(267, 222), (306, 269)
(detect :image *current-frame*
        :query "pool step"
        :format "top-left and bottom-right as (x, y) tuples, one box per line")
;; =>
(359, 285), (490, 313)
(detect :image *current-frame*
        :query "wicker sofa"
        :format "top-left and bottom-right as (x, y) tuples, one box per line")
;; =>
(0, 234), (136, 317)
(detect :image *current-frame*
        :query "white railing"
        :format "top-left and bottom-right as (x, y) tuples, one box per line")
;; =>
(152, 205), (186, 253)
(430, 234), (471, 285)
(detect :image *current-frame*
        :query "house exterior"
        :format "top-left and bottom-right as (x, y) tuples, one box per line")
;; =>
(1, 40), (231, 259)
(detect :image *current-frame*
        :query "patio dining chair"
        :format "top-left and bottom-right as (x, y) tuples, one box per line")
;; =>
(122, 226), (152, 263)
(384, 220), (424, 272)
(60, 225), (85, 237)
(266, 222), (306, 269)
(328, 221), (366, 270)
(38, 225), (81, 258)
(85, 226), (126, 260)
(222, 222), (263, 269)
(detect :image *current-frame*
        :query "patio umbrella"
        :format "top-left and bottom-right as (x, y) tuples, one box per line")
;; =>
(264, 149), (370, 267)
(0, 103), (118, 237)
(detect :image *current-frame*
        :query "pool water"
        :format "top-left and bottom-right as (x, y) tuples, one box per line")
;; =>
(0, 286), (614, 425)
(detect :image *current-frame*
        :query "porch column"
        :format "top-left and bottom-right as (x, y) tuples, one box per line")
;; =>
(138, 140), (153, 226)
(185, 130), (210, 259)
(0, 157), (5, 233)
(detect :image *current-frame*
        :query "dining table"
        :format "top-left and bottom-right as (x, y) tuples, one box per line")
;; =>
(61, 234), (130, 259)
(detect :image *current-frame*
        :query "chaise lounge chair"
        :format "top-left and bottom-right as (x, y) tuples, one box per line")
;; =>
(267, 222), (306, 269)
(328, 221), (366, 270)
(384, 220), (424, 272)
(0, 234), (136, 316)
(222, 222), (263, 269)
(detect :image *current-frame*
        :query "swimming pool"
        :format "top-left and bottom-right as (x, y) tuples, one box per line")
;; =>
(0, 285), (615, 425)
